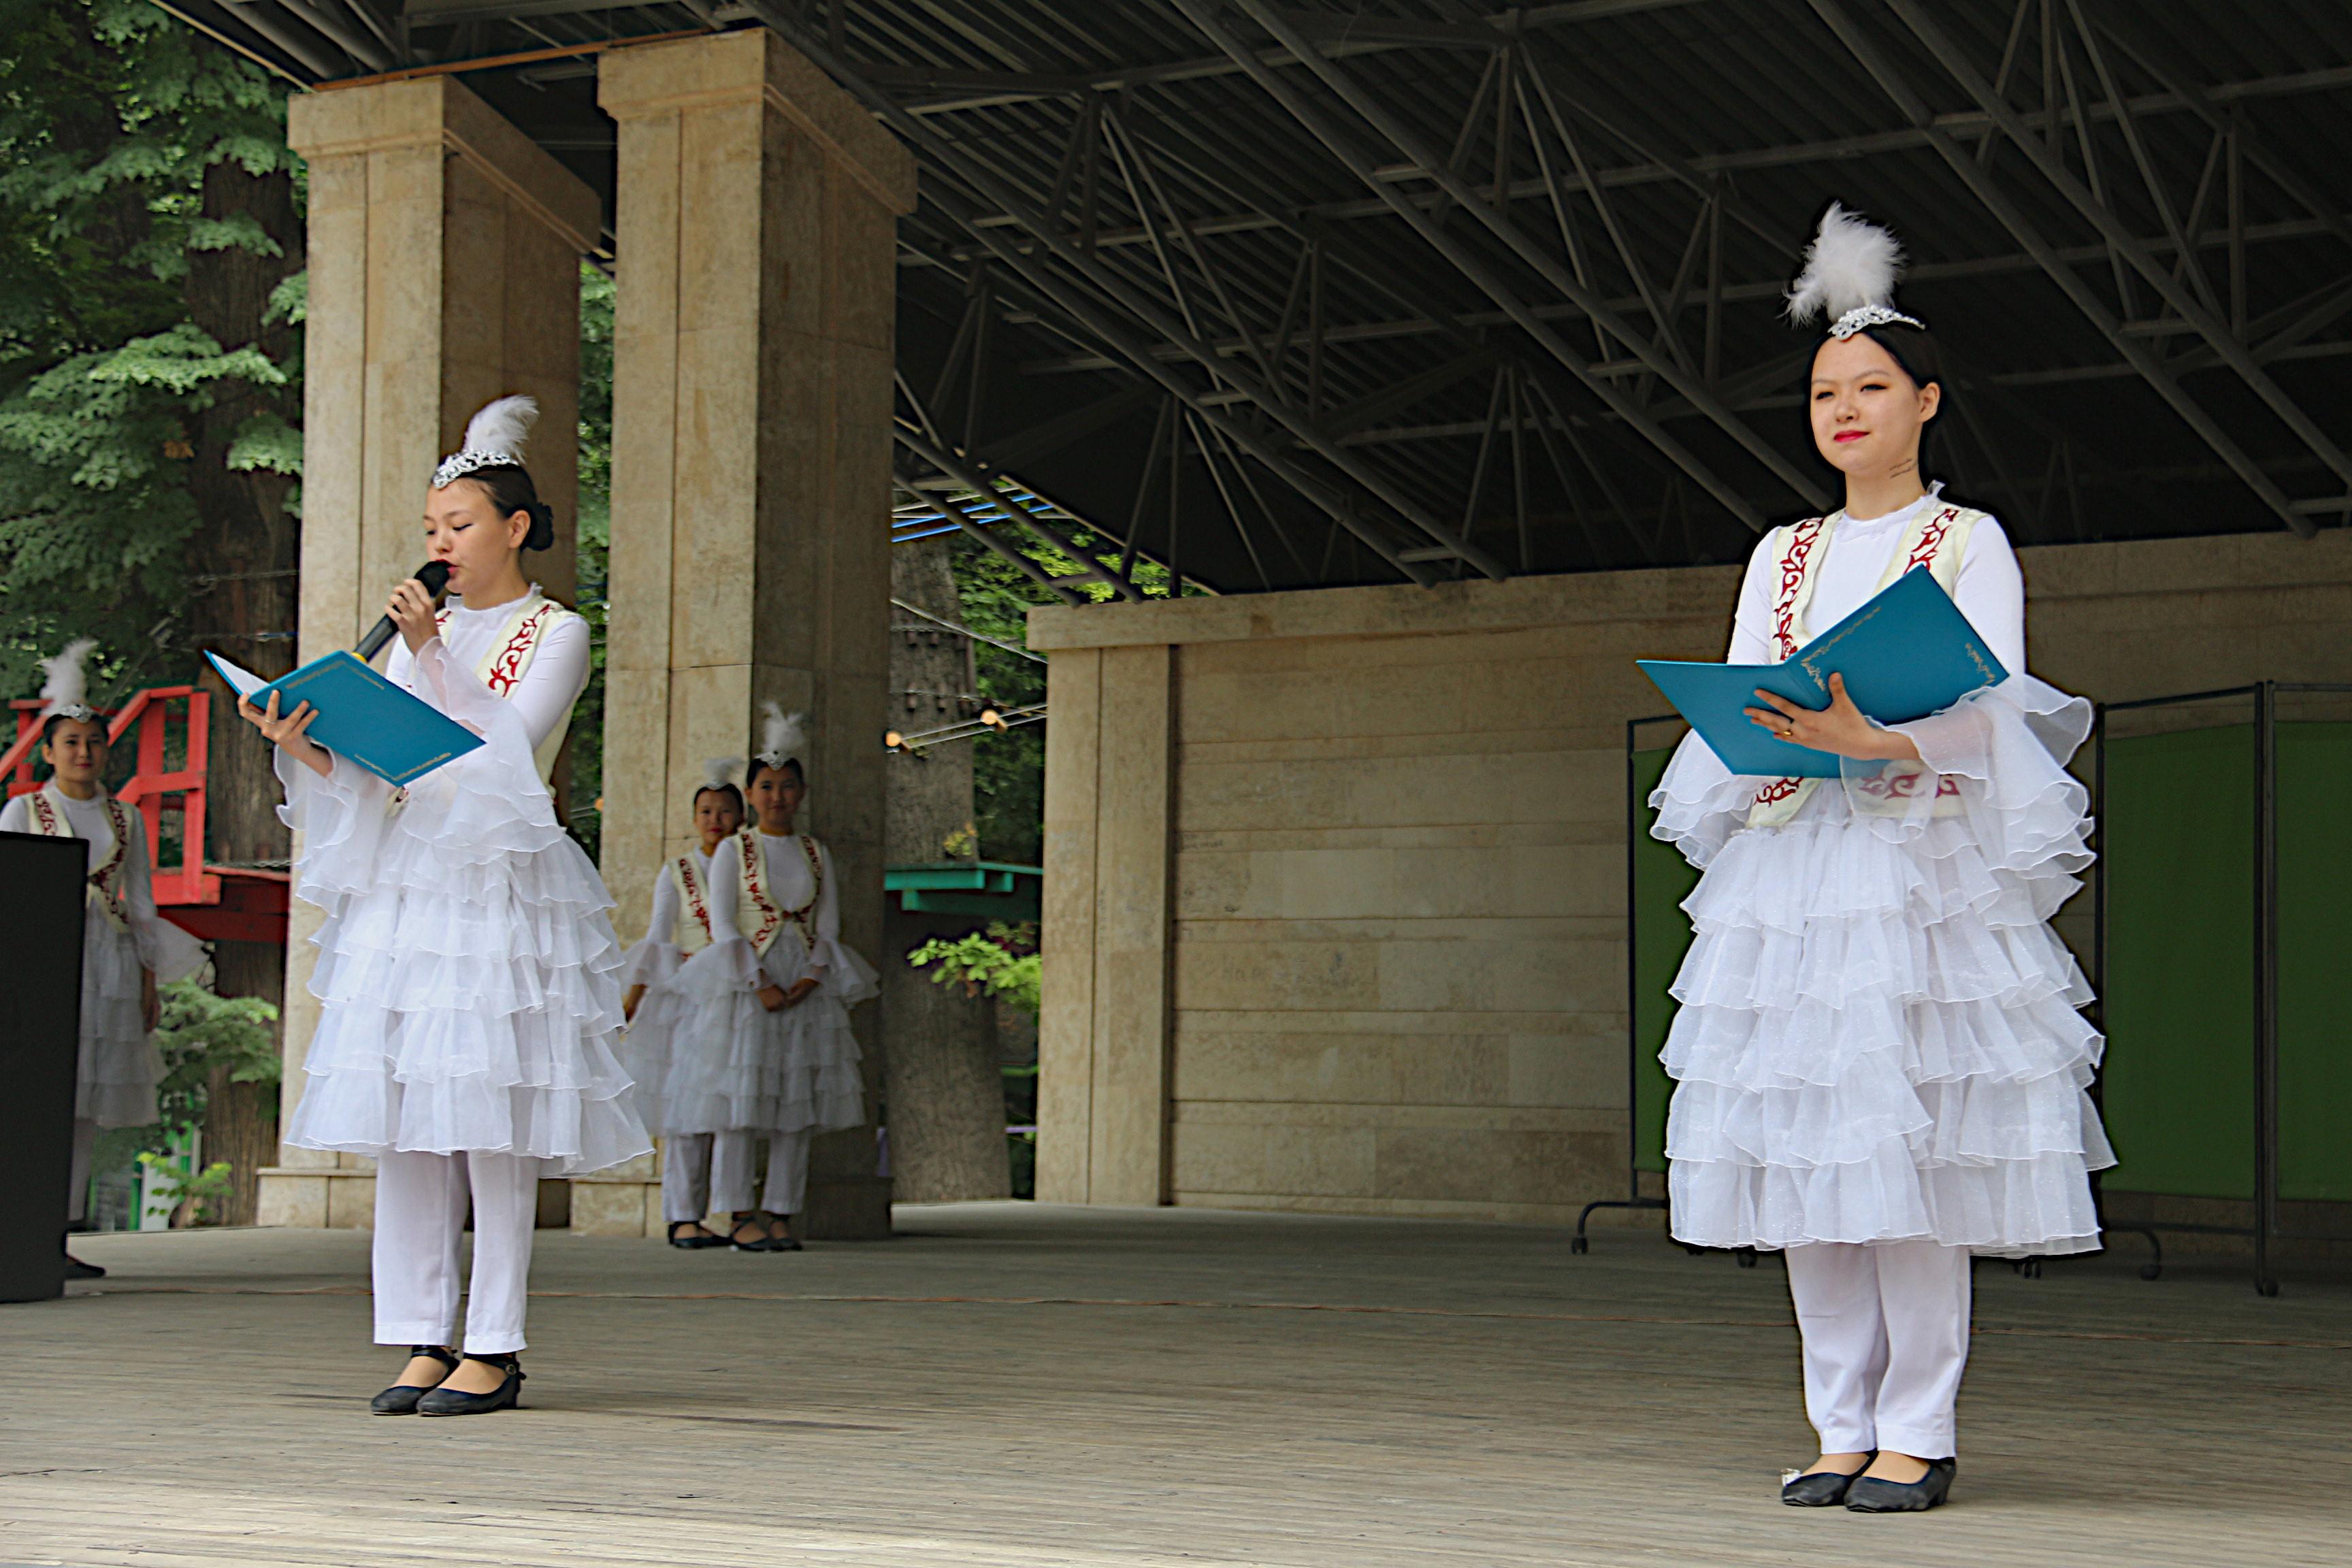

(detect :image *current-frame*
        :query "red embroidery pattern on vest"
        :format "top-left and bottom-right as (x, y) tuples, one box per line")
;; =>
(1752, 776), (1806, 808)
(1906, 506), (1961, 574)
(484, 604), (557, 695)
(30, 791), (133, 911)
(736, 829), (824, 954)
(675, 855), (713, 943)
(1772, 516), (1827, 659)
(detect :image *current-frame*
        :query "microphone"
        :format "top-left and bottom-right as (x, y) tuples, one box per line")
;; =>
(355, 561), (453, 662)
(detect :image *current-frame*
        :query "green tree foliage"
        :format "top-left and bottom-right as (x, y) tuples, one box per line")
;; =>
(0, 0), (301, 698)
(569, 263), (613, 858)
(150, 974), (280, 1130)
(906, 919), (1041, 1018)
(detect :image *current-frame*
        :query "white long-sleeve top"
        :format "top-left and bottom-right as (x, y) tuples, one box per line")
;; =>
(380, 593), (591, 757)
(1725, 490), (2027, 673)
(640, 847), (713, 949)
(617, 847), (716, 990)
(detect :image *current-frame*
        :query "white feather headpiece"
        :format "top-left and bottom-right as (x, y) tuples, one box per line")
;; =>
(37, 638), (100, 724)
(1785, 203), (1925, 339)
(754, 702), (808, 773)
(433, 395), (540, 489)
(700, 755), (743, 794)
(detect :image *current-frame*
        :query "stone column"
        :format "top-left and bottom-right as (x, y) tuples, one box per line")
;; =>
(1034, 644), (1176, 1205)
(255, 77), (598, 1228)
(598, 29), (917, 1238)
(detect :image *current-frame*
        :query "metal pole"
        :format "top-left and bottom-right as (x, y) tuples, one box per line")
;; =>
(2248, 686), (2267, 1297)
(1626, 719), (1641, 1207)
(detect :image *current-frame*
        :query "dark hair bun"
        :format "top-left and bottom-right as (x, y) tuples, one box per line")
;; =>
(524, 502), (555, 552)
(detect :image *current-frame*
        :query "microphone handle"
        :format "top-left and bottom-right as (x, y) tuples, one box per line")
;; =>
(355, 563), (453, 662)
(354, 616), (398, 662)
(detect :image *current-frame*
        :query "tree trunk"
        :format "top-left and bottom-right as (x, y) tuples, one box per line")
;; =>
(881, 538), (1011, 1202)
(184, 158), (302, 1224)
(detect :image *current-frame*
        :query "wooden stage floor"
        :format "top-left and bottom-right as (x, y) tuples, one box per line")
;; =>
(3, 1204), (2346, 1567)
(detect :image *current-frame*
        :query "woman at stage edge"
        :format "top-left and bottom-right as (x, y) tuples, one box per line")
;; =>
(240, 396), (650, 1417)
(1, 640), (206, 1275)
(657, 704), (877, 1251)
(1650, 206), (2112, 1513)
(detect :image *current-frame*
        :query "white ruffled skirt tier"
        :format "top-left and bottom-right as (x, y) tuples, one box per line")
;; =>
(275, 662), (650, 1175)
(631, 930), (875, 1138)
(76, 902), (205, 1126)
(1651, 674), (2113, 1257)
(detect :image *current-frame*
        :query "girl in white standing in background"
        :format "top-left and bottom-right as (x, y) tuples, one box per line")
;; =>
(240, 396), (649, 1416)
(1, 640), (206, 1276)
(1650, 207), (2110, 1513)
(616, 759), (749, 1249)
(663, 704), (876, 1252)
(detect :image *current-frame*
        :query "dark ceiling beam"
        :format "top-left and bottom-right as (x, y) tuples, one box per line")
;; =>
(1886, 0), (2352, 498)
(992, 208), (2352, 377)
(218, 0), (345, 76)
(1195, 0), (1826, 527)
(1808, 0), (2312, 538)
(737, 3), (1498, 584)
(907, 61), (2351, 217)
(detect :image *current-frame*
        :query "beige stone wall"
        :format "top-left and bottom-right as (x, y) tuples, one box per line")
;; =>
(1030, 529), (2352, 1224)
(259, 78), (597, 1227)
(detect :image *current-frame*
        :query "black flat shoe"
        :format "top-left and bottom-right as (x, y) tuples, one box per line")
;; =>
(730, 1215), (791, 1253)
(1846, 1457), (1956, 1513)
(370, 1345), (460, 1416)
(1781, 1454), (1874, 1507)
(62, 1254), (105, 1280)
(668, 1221), (726, 1250)
(414, 1354), (524, 1416)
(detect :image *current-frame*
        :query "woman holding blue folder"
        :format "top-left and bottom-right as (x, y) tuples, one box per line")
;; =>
(1650, 208), (2111, 1512)
(241, 397), (649, 1416)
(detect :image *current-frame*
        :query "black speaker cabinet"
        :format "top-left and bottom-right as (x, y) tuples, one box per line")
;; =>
(1, 831), (88, 1303)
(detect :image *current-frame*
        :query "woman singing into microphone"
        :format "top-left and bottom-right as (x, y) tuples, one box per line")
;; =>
(240, 396), (649, 1416)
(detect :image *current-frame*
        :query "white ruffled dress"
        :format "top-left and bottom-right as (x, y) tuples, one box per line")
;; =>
(649, 830), (875, 1138)
(1652, 502), (2113, 1256)
(613, 849), (708, 1128)
(276, 598), (651, 1175)
(0, 785), (207, 1126)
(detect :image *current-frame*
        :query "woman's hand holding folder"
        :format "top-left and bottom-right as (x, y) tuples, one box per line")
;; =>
(1743, 671), (1923, 764)
(239, 689), (334, 778)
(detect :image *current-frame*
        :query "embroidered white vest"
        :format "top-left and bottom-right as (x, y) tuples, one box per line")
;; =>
(434, 591), (580, 783)
(666, 853), (715, 958)
(1745, 502), (1982, 829)
(27, 785), (137, 932)
(729, 828), (824, 958)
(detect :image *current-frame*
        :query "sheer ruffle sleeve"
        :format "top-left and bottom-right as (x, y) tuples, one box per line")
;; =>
(1650, 534), (1780, 868)
(119, 821), (206, 982)
(619, 863), (686, 989)
(804, 843), (879, 1004)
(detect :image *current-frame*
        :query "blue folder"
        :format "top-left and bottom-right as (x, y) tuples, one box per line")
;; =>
(206, 649), (484, 787)
(1637, 568), (2009, 778)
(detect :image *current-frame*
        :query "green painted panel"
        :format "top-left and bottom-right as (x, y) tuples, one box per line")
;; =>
(1633, 746), (1701, 1175)
(2101, 725), (2255, 1200)
(2277, 723), (2352, 1202)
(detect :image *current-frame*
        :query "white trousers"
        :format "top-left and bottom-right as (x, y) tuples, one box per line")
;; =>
(372, 1149), (541, 1355)
(1784, 1240), (1972, 1460)
(67, 1117), (97, 1224)
(662, 1128), (811, 1223)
